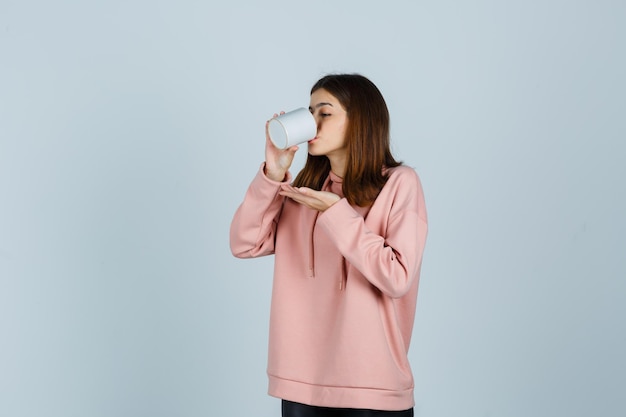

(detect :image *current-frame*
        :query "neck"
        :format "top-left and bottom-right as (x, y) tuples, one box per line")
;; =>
(328, 154), (346, 178)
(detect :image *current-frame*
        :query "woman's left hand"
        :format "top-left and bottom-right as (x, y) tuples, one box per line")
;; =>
(279, 185), (341, 212)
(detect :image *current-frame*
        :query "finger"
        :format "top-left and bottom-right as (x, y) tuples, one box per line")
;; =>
(281, 184), (301, 192)
(278, 189), (297, 198)
(266, 132), (278, 148)
(283, 186), (302, 195)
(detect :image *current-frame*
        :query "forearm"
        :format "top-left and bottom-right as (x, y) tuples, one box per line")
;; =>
(230, 164), (292, 258)
(317, 199), (427, 298)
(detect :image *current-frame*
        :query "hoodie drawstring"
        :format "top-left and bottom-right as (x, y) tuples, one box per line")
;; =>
(307, 175), (332, 280)
(308, 211), (319, 278)
(339, 258), (347, 290)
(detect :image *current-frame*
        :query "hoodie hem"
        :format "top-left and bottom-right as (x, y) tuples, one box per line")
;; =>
(268, 375), (414, 411)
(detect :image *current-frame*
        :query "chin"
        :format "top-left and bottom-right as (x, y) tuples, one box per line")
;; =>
(307, 150), (326, 157)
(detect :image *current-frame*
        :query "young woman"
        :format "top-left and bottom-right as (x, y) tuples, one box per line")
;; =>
(230, 74), (428, 417)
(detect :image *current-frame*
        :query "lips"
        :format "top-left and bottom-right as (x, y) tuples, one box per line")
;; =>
(308, 137), (318, 144)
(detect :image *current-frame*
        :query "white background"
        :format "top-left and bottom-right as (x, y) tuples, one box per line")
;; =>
(1, 1), (624, 416)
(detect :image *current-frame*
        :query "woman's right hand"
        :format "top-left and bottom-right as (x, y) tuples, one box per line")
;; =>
(264, 112), (299, 182)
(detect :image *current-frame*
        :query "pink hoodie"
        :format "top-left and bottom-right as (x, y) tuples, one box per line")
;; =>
(230, 164), (428, 411)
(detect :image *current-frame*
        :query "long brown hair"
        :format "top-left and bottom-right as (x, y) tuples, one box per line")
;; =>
(293, 74), (401, 206)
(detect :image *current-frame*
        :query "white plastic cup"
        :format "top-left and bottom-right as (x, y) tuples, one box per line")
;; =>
(268, 107), (317, 149)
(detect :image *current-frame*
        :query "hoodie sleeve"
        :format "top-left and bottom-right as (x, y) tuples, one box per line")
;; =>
(229, 163), (292, 259)
(316, 167), (428, 298)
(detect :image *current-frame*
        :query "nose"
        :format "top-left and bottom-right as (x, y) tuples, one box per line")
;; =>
(313, 113), (323, 130)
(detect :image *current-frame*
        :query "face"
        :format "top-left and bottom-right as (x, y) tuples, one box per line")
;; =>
(308, 88), (348, 159)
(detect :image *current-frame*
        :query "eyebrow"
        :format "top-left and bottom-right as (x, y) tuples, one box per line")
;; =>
(308, 102), (334, 111)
